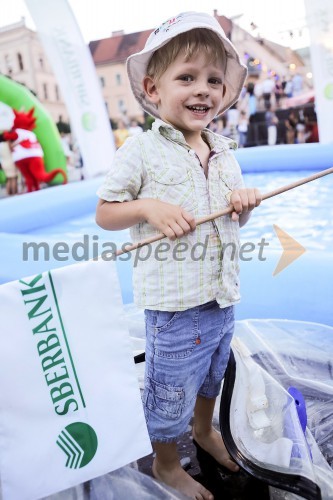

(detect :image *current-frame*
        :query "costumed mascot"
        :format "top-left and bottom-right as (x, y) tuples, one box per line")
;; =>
(0, 102), (18, 195)
(0, 107), (67, 192)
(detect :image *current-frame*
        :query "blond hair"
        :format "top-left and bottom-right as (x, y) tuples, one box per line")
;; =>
(146, 29), (227, 82)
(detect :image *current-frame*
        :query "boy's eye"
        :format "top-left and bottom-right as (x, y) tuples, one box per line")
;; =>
(209, 78), (223, 85)
(179, 75), (193, 82)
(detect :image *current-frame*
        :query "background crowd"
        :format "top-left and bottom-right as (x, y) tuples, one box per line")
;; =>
(0, 71), (319, 198)
(109, 72), (318, 151)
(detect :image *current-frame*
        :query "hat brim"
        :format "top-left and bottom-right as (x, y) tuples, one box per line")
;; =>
(127, 14), (247, 119)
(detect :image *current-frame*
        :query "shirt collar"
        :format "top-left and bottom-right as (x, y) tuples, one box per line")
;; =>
(152, 118), (237, 153)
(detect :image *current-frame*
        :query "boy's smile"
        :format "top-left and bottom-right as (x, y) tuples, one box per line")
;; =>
(145, 51), (226, 143)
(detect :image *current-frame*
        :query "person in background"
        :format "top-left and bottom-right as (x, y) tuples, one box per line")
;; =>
(113, 119), (129, 149)
(238, 82), (257, 123)
(265, 103), (278, 146)
(226, 103), (239, 142)
(96, 11), (262, 499)
(128, 119), (143, 137)
(274, 77), (283, 108)
(296, 119), (306, 144)
(285, 110), (297, 144)
(284, 78), (293, 98)
(304, 115), (319, 143)
(0, 140), (18, 195)
(262, 75), (275, 110)
(292, 73), (303, 96)
(237, 110), (248, 148)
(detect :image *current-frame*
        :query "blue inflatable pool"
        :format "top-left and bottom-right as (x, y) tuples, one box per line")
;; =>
(0, 142), (332, 326)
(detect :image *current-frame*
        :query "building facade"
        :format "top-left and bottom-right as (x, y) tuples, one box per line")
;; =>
(0, 19), (68, 122)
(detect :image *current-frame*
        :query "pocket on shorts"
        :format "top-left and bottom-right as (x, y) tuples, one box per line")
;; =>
(146, 378), (184, 419)
(145, 309), (197, 358)
(220, 305), (235, 336)
(155, 311), (181, 330)
(145, 310), (180, 330)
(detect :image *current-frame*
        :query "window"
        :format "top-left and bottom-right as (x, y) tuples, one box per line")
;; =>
(116, 73), (122, 85)
(5, 54), (12, 74)
(55, 84), (60, 101)
(43, 83), (48, 100)
(39, 56), (44, 70)
(100, 76), (105, 87)
(118, 99), (126, 113)
(17, 53), (24, 71)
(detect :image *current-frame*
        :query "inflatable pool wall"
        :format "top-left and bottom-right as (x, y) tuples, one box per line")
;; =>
(0, 141), (332, 326)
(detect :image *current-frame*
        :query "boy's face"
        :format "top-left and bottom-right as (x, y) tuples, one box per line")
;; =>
(144, 49), (226, 141)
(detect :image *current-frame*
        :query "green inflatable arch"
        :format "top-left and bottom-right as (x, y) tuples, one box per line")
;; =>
(0, 74), (67, 184)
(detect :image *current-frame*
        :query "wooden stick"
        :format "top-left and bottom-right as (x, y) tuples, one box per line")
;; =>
(115, 166), (333, 257)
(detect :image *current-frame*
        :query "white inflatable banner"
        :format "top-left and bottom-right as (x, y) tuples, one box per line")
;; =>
(25, 0), (116, 177)
(0, 259), (151, 500)
(304, 0), (333, 143)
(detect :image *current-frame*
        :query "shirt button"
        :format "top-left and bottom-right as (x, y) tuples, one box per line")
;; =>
(195, 338), (201, 345)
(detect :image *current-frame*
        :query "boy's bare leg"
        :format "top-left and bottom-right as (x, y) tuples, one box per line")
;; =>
(192, 395), (239, 472)
(152, 441), (214, 500)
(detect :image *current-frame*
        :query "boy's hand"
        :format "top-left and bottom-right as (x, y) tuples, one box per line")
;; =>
(143, 199), (196, 240)
(229, 188), (262, 222)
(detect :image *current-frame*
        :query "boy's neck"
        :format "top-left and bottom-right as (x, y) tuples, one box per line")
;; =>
(182, 130), (207, 150)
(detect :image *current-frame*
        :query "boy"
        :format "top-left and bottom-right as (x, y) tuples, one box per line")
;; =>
(96, 12), (261, 500)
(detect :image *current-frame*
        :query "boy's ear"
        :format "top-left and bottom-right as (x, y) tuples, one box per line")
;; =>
(143, 76), (160, 105)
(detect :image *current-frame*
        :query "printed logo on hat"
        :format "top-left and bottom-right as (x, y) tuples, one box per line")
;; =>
(154, 13), (184, 36)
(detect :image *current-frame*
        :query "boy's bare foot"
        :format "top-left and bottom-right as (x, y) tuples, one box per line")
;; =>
(192, 426), (239, 472)
(152, 458), (214, 500)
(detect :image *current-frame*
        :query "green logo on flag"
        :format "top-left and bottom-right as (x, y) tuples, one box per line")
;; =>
(81, 111), (97, 131)
(324, 83), (333, 100)
(57, 422), (98, 468)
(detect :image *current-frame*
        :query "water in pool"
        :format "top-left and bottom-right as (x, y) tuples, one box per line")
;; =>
(28, 169), (333, 253)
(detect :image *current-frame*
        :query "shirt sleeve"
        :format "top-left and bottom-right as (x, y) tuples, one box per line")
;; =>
(96, 136), (143, 202)
(232, 155), (245, 190)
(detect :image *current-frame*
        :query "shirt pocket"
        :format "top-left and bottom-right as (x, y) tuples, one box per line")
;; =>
(151, 168), (198, 212)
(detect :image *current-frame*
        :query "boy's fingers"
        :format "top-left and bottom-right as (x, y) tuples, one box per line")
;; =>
(176, 218), (192, 234)
(247, 189), (257, 211)
(230, 192), (242, 213)
(173, 222), (187, 238)
(163, 226), (177, 240)
(255, 188), (262, 206)
(182, 210), (196, 231)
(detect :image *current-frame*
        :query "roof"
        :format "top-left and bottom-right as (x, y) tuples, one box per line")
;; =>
(89, 14), (232, 65)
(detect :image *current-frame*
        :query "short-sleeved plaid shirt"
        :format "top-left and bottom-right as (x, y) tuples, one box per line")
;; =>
(97, 119), (245, 311)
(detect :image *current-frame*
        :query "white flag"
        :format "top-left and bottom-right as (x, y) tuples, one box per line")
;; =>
(25, 0), (116, 177)
(304, 0), (333, 143)
(0, 259), (151, 500)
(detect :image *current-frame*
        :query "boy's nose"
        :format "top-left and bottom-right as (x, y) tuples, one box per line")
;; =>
(194, 81), (209, 97)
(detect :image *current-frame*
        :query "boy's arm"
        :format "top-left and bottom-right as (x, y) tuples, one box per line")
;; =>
(96, 198), (196, 240)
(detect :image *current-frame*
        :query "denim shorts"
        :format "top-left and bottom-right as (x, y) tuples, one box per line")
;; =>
(143, 301), (234, 443)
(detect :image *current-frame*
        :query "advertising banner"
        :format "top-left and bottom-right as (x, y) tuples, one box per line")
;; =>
(25, 0), (116, 176)
(0, 259), (151, 500)
(304, 0), (333, 143)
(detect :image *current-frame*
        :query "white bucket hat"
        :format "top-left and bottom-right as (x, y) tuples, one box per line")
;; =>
(127, 11), (247, 119)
